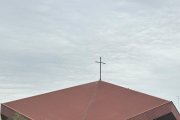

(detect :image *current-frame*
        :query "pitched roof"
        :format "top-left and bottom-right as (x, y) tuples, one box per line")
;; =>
(1, 81), (179, 120)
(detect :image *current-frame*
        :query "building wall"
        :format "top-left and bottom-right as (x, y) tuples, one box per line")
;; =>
(1, 104), (16, 119)
(155, 112), (176, 120)
(1, 114), (8, 120)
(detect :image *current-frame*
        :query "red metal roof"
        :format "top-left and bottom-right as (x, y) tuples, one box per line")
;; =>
(1, 81), (180, 120)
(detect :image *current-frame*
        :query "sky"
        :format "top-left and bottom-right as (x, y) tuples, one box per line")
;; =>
(0, 0), (180, 112)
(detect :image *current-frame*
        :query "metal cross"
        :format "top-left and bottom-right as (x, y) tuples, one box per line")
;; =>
(96, 57), (106, 81)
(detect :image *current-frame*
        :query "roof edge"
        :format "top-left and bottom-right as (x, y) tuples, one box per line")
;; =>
(3, 80), (100, 104)
(126, 101), (171, 120)
(101, 80), (170, 102)
(1, 104), (33, 120)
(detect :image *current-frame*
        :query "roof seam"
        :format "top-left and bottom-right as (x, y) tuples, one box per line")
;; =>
(82, 81), (100, 120)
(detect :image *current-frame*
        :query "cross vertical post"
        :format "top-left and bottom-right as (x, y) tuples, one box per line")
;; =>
(100, 57), (101, 80)
(96, 57), (106, 81)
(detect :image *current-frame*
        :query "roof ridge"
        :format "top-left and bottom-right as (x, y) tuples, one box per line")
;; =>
(82, 81), (100, 120)
(101, 81), (169, 102)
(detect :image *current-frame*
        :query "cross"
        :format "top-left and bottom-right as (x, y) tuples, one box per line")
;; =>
(96, 57), (106, 81)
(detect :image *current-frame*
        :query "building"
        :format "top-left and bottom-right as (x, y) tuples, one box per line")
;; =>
(1, 81), (180, 120)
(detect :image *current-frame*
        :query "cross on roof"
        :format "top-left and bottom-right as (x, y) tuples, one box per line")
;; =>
(96, 57), (106, 81)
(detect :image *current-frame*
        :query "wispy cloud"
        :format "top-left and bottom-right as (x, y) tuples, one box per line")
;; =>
(0, 0), (180, 111)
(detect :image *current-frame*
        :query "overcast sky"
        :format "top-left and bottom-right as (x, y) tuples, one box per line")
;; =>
(0, 0), (180, 112)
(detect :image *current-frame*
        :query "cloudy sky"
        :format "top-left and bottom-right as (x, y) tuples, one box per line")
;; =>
(0, 0), (180, 111)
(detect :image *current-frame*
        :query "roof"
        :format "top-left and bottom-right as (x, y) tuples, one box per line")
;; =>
(1, 81), (179, 120)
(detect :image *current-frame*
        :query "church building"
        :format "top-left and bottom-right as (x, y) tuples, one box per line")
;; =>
(1, 81), (180, 120)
